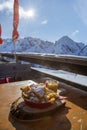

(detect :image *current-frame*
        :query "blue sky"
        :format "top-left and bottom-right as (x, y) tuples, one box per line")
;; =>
(0, 0), (87, 43)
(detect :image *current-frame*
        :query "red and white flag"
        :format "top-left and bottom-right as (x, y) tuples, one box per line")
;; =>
(12, 0), (19, 42)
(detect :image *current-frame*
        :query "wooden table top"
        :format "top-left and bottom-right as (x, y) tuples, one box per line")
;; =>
(0, 80), (87, 130)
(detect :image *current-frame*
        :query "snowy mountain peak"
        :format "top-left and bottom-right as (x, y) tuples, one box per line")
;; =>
(59, 35), (72, 41)
(54, 36), (86, 55)
(0, 36), (87, 56)
(56, 35), (74, 45)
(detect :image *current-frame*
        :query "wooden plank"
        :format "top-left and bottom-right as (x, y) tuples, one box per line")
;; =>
(10, 97), (65, 121)
(17, 54), (87, 75)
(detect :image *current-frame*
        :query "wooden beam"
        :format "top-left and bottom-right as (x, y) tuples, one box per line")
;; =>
(0, 53), (87, 75)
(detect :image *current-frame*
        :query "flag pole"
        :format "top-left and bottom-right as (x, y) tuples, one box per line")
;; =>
(14, 41), (17, 62)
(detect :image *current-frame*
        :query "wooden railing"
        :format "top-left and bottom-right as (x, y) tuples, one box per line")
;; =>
(0, 52), (87, 75)
(0, 52), (87, 90)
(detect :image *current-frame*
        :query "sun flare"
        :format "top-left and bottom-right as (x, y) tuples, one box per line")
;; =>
(20, 7), (36, 19)
(27, 9), (35, 18)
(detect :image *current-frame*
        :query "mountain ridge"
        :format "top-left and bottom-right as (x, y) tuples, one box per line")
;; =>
(0, 35), (87, 56)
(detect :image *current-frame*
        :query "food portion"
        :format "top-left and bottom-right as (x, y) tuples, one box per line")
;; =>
(20, 81), (59, 104)
(45, 80), (58, 92)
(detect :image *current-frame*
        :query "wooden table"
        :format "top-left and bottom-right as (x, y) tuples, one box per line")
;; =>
(0, 80), (87, 130)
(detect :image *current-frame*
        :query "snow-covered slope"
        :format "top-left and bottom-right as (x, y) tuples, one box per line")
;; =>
(0, 36), (87, 56)
(54, 36), (85, 55)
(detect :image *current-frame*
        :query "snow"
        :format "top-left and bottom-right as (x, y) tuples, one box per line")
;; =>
(0, 36), (87, 56)
(31, 67), (87, 87)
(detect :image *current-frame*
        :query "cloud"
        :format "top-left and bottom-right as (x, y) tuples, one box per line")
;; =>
(0, 0), (13, 12)
(0, 0), (36, 19)
(74, 0), (87, 26)
(41, 20), (48, 25)
(72, 30), (79, 36)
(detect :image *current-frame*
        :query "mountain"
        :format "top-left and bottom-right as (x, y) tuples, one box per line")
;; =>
(54, 36), (85, 55)
(0, 36), (87, 56)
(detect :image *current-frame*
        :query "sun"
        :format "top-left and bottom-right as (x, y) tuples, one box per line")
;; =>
(25, 9), (35, 18)
(19, 7), (36, 19)
(27, 9), (35, 18)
